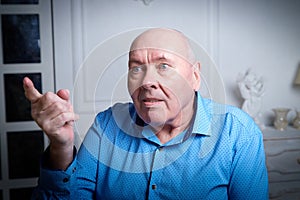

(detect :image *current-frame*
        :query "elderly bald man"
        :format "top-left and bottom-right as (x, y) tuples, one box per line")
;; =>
(25, 28), (268, 199)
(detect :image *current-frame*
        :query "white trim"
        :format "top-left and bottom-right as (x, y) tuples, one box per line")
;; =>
(208, 0), (220, 67)
(71, 1), (222, 113)
(0, 0), (54, 197)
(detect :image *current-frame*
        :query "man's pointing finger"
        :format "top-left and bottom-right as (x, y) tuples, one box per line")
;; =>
(23, 77), (42, 103)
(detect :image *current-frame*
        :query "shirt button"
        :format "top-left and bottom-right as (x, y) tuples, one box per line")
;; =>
(72, 167), (76, 173)
(63, 177), (69, 183)
(152, 184), (157, 190)
(158, 147), (163, 152)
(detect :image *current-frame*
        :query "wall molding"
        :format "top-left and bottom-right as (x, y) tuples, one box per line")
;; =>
(70, 0), (221, 113)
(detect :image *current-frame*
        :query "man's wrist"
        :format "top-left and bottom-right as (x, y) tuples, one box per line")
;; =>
(43, 145), (75, 171)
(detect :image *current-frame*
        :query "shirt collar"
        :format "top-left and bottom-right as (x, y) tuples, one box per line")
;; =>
(190, 92), (212, 136)
(141, 125), (188, 146)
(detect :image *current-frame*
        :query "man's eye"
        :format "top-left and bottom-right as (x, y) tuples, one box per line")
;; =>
(130, 66), (143, 74)
(158, 63), (170, 70)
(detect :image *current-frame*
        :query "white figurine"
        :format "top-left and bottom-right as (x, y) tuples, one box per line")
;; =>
(237, 69), (265, 130)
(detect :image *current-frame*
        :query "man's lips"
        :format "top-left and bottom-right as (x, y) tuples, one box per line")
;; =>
(141, 98), (164, 106)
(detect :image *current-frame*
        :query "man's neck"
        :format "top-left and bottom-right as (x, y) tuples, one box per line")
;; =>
(153, 95), (197, 144)
(154, 122), (189, 144)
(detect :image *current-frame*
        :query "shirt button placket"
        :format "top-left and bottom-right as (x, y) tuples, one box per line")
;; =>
(148, 147), (164, 199)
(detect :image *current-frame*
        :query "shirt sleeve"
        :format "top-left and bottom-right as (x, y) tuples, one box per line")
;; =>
(31, 118), (101, 200)
(31, 147), (78, 199)
(228, 117), (269, 200)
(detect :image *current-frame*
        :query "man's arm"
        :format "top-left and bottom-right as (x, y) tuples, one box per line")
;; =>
(228, 122), (269, 200)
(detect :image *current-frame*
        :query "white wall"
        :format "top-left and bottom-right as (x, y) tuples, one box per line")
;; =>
(53, 0), (300, 142)
(219, 0), (300, 125)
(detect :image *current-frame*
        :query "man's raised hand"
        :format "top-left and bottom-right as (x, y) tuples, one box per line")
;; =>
(23, 77), (79, 169)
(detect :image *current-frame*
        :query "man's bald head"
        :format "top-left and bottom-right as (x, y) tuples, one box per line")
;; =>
(130, 28), (196, 64)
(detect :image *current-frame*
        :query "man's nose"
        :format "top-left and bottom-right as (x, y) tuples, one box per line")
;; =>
(141, 66), (159, 90)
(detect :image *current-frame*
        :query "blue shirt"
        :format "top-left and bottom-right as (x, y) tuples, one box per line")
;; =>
(32, 93), (269, 199)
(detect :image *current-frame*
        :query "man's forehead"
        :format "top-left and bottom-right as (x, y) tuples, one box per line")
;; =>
(129, 48), (175, 57)
(129, 48), (190, 64)
(130, 29), (187, 51)
(129, 28), (194, 62)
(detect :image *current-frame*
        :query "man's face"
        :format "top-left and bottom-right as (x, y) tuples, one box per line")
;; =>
(127, 48), (199, 128)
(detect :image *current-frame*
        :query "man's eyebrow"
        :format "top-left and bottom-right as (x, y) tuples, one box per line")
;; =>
(152, 54), (171, 62)
(128, 59), (143, 66)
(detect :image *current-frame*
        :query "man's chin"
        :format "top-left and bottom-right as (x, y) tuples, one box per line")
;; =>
(141, 115), (166, 129)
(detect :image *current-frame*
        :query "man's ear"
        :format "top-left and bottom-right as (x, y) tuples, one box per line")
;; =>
(192, 62), (201, 91)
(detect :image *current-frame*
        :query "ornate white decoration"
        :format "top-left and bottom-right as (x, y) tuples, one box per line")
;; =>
(134, 0), (154, 6)
(237, 69), (265, 130)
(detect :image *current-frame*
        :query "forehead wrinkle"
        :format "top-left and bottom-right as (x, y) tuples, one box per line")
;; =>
(129, 47), (194, 67)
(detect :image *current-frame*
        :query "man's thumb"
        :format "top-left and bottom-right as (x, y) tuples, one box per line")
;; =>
(23, 77), (42, 103)
(57, 89), (70, 101)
